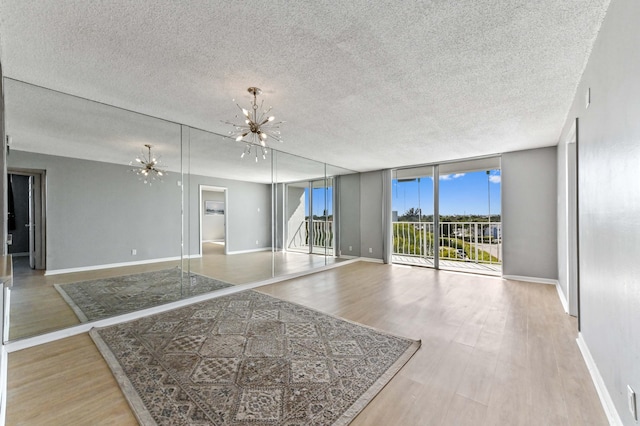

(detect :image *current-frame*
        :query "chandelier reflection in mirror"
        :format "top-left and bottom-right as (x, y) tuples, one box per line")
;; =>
(223, 87), (284, 162)
(130, 144), (166, 185)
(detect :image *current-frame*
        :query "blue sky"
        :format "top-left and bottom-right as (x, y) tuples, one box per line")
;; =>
(393, 169), (501, 216)
(306, 187), (334, 216)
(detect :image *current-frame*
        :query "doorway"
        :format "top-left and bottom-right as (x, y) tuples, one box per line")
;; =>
(559, 120), (579, 317)
(7, 169), (46, 270)
(199, 185), (227, 256)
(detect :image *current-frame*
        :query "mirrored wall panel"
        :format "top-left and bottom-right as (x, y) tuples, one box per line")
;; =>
(4, 79), (184, 340)
(182, 126), (274, 285)
(3, 78), (360, 342)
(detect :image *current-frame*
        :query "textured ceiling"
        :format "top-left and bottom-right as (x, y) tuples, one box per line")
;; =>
(0, 0), (610, 173)
(3, 78), (350, 183)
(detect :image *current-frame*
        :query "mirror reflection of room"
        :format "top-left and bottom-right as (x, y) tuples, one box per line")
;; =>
(3, 78), (360, 341)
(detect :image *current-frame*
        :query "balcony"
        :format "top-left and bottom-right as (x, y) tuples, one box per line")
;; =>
(393, 221), (502, 275)
(288, 220), (334, 255)
(286, 220), (501, 275)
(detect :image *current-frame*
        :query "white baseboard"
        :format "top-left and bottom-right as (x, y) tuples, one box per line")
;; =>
(576, 333), (623, 425)
(359, 257), (384, 264)
(338, 255), (359, 260)
(0, 345), (6, 426)
(8, 252), (28, 257)
(2, 289), (10, 343)
(502, 275), (559, 286)
(556, 282), (569, 313)
(44, 254), (201, 276)
(5, 257), (362, 353)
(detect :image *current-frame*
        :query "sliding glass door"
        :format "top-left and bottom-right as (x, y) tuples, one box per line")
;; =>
(438, 160), (501, 274)
(285, 177), (334, 256)
(391, 157), (501, 275)
(309, 178), (333, 255)
(392, 167), (435, 267)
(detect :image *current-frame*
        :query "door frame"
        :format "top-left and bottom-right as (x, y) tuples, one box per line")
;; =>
(198, 185), (228, 256)
(7, 168), (46, 270)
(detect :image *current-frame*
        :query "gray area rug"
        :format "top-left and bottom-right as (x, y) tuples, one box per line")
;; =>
(91, 290), (420, 425)
(55, 268), (233, 322)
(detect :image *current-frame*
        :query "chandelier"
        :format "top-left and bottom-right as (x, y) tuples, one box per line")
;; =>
(130, 144), (166, 185)
(223, 87), (284, 161)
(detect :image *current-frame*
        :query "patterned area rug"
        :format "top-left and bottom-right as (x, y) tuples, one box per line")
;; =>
(55, 269), (233, 322)
(91, 290), (420, 425)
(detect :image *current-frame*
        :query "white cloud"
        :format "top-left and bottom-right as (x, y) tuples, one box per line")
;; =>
(489, 175), (501, 183)
(440, 173), (465, 180)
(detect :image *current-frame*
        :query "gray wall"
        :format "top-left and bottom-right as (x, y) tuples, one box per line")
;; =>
(557, 0), (640, 422)
(9, 151), (273, 270)
(339, 173), (361, 257)
(502, 147), (558, 280)
(9, 150), (183, 271)
(360, 171), (383, 260)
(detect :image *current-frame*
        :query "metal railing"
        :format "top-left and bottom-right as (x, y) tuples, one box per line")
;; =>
(393, 221), (501, 265)
(288, 220), (334, 252)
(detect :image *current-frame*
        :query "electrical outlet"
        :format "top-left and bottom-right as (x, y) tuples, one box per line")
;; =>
(369, 247), (373, 253)
(256, 240), (259, 245)
(349, 246), (352, 251)
(131, 249), (137, 256)
(628, 385), (637, 421)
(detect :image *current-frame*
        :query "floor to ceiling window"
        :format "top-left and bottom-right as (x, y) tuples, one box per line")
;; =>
(392, 157), (501, 276)
(392, 166), (435, 266)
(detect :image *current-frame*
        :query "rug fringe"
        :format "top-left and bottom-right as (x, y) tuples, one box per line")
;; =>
(332, 339), (421, 426)
(91, 290), (422, 425)
(54, 283), (89, 323)
(90, 329), (158, 426)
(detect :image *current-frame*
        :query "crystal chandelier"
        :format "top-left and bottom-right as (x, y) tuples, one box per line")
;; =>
(223, 87), (284, 161)
(130, 144), (166, 185)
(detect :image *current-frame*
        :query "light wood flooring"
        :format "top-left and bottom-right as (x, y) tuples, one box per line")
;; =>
(6, 262), (608, 425)
(7, 244), (341, 340)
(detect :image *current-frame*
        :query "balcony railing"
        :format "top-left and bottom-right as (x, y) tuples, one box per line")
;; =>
(393, 221), (501, 267)
(288, 220), (333, 253)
